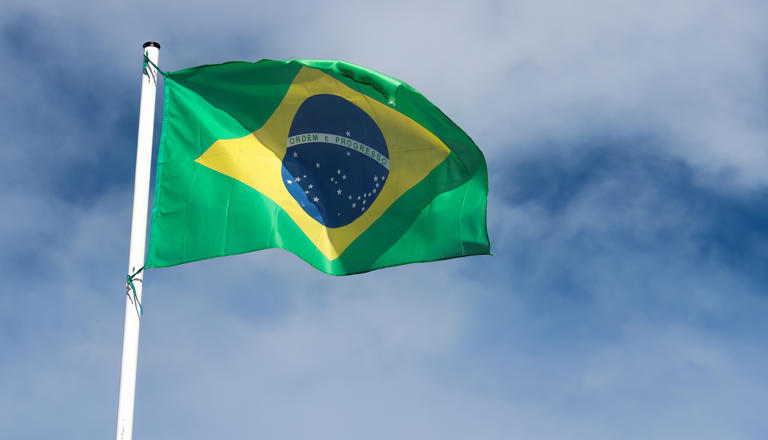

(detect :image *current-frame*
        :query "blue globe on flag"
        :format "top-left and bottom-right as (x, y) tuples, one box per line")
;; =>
(281, 94), (390, 228)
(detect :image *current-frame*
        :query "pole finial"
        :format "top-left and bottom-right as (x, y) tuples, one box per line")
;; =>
(143, 41), (161, 49)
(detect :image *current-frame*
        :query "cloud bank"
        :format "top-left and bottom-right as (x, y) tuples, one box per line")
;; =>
(1, 0), (767, 438)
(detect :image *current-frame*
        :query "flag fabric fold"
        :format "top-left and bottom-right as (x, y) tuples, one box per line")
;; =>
(146, 59), (489, 275)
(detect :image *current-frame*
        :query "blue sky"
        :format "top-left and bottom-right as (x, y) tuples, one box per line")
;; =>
(2, 0), (768, 438)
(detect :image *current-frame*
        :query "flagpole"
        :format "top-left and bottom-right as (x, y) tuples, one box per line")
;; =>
(116, 41), (160, 440)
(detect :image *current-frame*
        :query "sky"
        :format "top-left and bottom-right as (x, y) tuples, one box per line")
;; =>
(2, 0), (768, 438)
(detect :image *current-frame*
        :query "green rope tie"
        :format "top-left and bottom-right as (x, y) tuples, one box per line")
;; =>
(142, 52), (166, 78)
(126, 266), (146, 315)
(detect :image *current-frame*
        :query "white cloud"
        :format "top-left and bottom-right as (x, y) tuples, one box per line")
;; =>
(6, 0), (768, 187)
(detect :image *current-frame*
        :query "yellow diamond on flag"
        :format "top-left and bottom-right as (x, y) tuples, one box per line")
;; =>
(195, 67), (450, 260)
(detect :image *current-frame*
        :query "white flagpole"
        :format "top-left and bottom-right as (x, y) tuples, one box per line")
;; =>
(116, 41), (160, 440)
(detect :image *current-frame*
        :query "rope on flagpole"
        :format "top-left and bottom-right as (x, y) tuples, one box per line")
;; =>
(126, 266), (146, 315)
(142, 52), (166, 80)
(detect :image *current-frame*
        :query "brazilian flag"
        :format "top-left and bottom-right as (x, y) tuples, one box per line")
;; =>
(146, 59), (490, 275)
